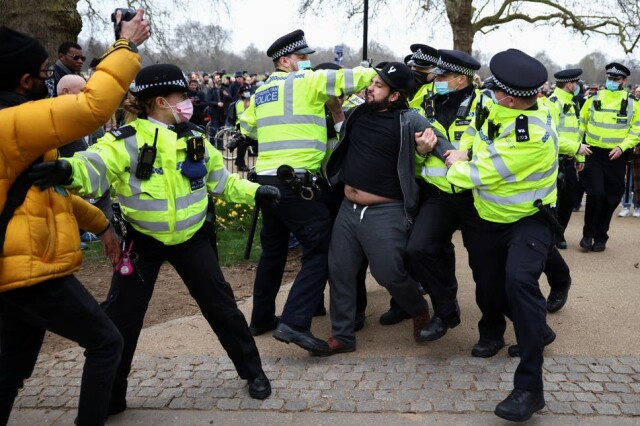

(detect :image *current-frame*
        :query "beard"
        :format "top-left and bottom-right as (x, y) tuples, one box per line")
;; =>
(26, 78), (50, 100)
(364, 90), (390, 112)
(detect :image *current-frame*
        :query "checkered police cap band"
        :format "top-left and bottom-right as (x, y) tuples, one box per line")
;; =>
(436, 59), (475, 76)
(555, 76), (579, 83)
(270, 38), (308, 60)
(492, 76), (542, 97)
(412, 49), (438, 64)
(606, 66), (626, 77)
(135, 79), (187, 92)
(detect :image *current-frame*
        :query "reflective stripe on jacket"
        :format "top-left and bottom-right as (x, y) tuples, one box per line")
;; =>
(447, 104), (559, 223)
(579, 89), (640, 151)
(239, 67), (376, 174)
(66, 119), (258, 245)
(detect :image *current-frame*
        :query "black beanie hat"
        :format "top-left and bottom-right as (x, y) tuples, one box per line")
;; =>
(0, 26), (48, 82)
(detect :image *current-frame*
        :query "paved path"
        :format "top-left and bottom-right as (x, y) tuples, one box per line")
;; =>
(10, 348), (640, 422)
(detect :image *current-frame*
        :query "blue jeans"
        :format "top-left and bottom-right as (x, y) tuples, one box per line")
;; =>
(0, 275), (123, 425)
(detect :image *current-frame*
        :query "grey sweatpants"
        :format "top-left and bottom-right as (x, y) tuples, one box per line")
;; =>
(328, 200), (427, 346)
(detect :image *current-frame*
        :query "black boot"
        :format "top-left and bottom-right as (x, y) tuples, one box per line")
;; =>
(495, 389), (545, 422)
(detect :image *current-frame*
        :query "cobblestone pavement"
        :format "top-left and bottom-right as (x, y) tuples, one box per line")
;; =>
(14, 348), (640, 418)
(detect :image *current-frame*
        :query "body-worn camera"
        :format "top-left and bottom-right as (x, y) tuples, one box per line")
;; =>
(110, 8), (136, 40)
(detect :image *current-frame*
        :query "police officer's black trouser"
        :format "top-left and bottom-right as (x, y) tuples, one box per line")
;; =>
(0, 276), (123, 426)
(323, 182), (368, 315)
(405, 188), (506, 340)
(557, 159), (578, 231)
(250, 182), (331, 331)
(103, 225), (264, 407)
(543, 245), (571, 291)
(475, 214), (552, 392)
(581, 147), (626, 243)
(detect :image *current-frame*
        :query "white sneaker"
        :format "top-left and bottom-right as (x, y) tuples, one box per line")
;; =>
(634, 209), (640, 218)
(619, 207), (631, 217)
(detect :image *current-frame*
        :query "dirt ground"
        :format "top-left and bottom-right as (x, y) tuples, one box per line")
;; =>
(41, 246), (302, 354)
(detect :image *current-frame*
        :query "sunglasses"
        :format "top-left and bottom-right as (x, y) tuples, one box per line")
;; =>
(39, 67), (55, 78)
(66, 53), (86, 62)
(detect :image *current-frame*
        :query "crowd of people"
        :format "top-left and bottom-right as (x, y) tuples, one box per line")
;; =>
(1, 13), (639, 425)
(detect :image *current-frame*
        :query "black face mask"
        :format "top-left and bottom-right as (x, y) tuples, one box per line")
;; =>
(26, 76), (50, 100)
(413, 71), (430, 88)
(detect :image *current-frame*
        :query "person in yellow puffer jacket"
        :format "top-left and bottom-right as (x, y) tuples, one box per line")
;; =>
(0, 13), (149, 426)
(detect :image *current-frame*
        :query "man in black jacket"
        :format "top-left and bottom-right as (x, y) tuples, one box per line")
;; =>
(323, 62), (453, 355)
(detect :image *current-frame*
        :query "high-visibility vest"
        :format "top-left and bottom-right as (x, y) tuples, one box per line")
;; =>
(408, 82), (434, 116)
(447, 104), (559, 224)
(579, 89), (640, 151)
(66, 118), (258, 245)
(540, 88), (583, 160)
(239, 67), (376, 174)
(416, 88), (480, 193)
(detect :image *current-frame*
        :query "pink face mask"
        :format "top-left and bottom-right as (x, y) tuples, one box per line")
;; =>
(163, 98), (193, 123)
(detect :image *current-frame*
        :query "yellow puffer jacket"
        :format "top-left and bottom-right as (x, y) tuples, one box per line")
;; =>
(0, 47), (141, 292)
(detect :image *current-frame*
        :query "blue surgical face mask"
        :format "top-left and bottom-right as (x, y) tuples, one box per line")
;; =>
(573, 85), (580, 96)
(434, 80), (454, 95)
(605, 79), (620, 91)
(297, 60), (312, 70)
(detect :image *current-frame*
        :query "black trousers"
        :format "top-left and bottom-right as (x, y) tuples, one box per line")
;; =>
(250, 182), (331, 331)
(405, 189), (504, 340)
(581, 147), (627, 243)
(557, 159), (578, 231)
(475, 214), (552, 391)
(0, 276), (123, 426)
(102, 226), (264, 407)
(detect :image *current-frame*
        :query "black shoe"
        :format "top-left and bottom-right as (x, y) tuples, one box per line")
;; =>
(248, 373), (271, 399)
(379, 307), (411, 325)
(495, 389), (545, 422)
(313, 305), (327, 317)
(556, 239), (567, 250)
(471, 338), (505, 358)
(272, 323), (329, 355)
(237, 165), (250, 172)
(354, 312), (366, 332)
(579, 236), (593, 251)
(547, 281), (571, 313)
(592, 241), (606, 252)
(508, 328), (556, 357)
(107, 399), (127, 417)
(249, 316), (279, 336)
(417, 315), (461, 342)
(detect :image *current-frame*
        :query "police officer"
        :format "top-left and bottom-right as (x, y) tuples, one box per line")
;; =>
(578, 62), (640, 252)
(406, 50), (499, 354)
(240, 30), (376, 355)
(407, 43), (438, 115)
(446, 49), (558, 422)
(31, 64), (280, 415)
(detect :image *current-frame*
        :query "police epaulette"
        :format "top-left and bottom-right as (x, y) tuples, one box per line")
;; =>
(109, 125), (136, 140)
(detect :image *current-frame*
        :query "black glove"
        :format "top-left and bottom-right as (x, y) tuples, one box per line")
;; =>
(29, 160), (72, 189)
(255, 185), (280, 207)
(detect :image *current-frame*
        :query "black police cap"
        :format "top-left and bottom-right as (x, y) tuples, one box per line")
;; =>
(374, 62), (414, 94)
(432, 49), (481, 76)
(403, 54), (412, 65)
(489, 49), (547, 97)
(605, 62), (630, 78)
(267, 29), (315, 61)
(409, 44), (438, 68)
(553, 68), (582, 82)
(132, 64), (188, 98)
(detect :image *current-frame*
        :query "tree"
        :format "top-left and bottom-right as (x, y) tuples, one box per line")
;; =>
(299, 0), (636, 54)
(0, 0), (82, 60)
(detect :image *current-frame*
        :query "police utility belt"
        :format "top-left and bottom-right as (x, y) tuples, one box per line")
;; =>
(255, 165), (323, 200)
